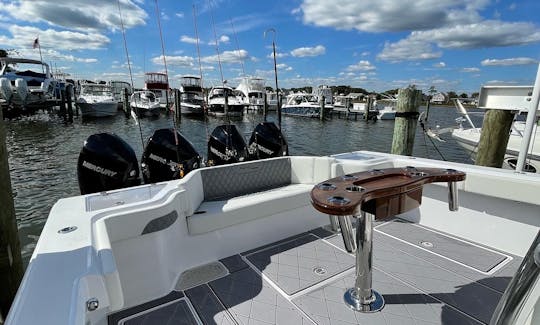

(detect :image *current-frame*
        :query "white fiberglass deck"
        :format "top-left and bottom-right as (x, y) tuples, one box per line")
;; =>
(6, 152), (540, 325)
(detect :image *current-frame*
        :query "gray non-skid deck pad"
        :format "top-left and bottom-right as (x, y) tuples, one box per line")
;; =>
(293, 270), (483, 325)
(245, 233), (354, 295)
(209, 267), (313, 324)
(120, 298), (198, 325)
(185, 284), (236, 325)
(376, 221), (508, 272)
(176, 261), (228, 291)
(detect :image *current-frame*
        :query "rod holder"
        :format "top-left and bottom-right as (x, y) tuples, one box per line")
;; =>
(448, 181), (459, 211)
(329, 215), (340, 232)
(338, 215), (356, 253)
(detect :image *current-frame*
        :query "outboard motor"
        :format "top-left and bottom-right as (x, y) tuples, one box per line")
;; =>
(207, 124), (249, 166)
(77, 133), (140, 195)
(248, 122), (288, 160)
(141, 128), (201, 183)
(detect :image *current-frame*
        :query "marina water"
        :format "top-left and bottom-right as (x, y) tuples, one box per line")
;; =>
(5, 106), (483, 265)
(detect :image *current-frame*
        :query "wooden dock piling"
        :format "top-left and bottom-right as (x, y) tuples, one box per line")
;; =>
(123, 88), (130, 118)
(66, 84), (74, 123)
(364, 97), (371, 122)
(475, 109), (515, 168)
(391, 87), (422, 156)
(263, 95), (268, 121)
(319, 96), (325, 121)
(0, 108), (24, 321)
(174, 89), (181, 123)
(59, 88), (66, 121)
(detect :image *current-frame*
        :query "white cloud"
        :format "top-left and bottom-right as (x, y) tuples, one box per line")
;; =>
(180, 35), (199, 44)
(175, 12), (184, 18)
(201, 50), (249, 64)
(208, 35), (230, 46)
(377, 38), (442, 62)
(461, 67), (480, 72)
(481, 57), (538, 66)
(346, 60), (376, 71)
(277, 63), (293, 71)
(267, 52), (289, 59)
(290, 45), (325, 57)
(0, 0), (147, 32)
(298, 0), (484, 33)
(151, 55), (194, 67)
(433, 62), (446, 68)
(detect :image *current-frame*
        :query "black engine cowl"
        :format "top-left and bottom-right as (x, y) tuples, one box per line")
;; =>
(207, 124), (248, 166)
(248, 122), (288, 159)
(77, 133), (140, 195)
(141, 128), (201, 183)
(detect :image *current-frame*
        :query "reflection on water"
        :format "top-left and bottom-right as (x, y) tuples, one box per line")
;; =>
(5, 106), (484, 265)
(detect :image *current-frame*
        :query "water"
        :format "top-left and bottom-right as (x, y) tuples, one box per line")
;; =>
(5, 106), (484, 265)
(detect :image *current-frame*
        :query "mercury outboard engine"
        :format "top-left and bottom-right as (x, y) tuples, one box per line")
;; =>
(248, 122), (288, 160)
(207, 124), (249, 166)
(77, 133), (140, 195)
(141, 128), (201, 183)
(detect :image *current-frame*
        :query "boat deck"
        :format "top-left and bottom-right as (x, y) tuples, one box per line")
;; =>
(108, 218), (521, 325)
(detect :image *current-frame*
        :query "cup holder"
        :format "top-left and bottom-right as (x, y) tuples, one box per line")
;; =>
(370, 169), (384, 175)
(409, 171), (428, 177)
(327, 196), (351, 205)
(342, 174), (359, 181)
(346, 185), (365, 192)
(317, 183), (337, 191)
(446, 168), (457, 174)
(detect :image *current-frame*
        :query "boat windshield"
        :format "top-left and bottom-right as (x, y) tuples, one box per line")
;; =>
(82, 85), (112, 96)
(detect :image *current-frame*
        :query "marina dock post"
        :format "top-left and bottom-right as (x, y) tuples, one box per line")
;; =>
(174, 89), (181, 123)
(59, 87), (66, 121)
(320, 96), (325, 121)
(391, 87), (422, 156)
(263, 94), (268, 121)
(475, 109), (515, 168)
(0, 108), (24, 322)
(123, 88), (130, 118)
(66, 84), (74, 123)
(364, 96), (371, 122)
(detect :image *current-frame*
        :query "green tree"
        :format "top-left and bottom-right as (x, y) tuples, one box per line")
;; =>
(0, 49), (7, 57)
(459, 93), (468, 98)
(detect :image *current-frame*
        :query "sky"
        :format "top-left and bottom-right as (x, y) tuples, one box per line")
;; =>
(0, 0), (539, 94)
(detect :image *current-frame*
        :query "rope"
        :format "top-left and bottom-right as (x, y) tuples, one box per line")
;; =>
(419, 119), (446, 161)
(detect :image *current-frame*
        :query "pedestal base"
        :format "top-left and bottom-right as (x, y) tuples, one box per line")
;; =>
(343, 288), (385, 313)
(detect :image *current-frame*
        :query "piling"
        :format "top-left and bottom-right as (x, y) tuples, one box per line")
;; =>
(364, 97), (371, 122)
(123, 88), (130, 118)
(263, 95), (268, 121)
(174, 89), (181, 123)
(59, 88), (66, 121)
(66, 84), (73, 123)
(0, 108), (24, 321)
(475, 109), (515, 168)
(319, 96), (325, 121)
(391, 87), (422, 156)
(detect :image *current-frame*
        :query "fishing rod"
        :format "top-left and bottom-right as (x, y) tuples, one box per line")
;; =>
(193, 4), (210, 144)
(264, 28), (281, 129)
(117, 0), (144, 149)
(154, 0), (183, 177)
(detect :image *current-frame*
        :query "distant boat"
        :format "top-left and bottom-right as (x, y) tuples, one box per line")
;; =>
(265, 91), (279, 111)
(374, 96), (397, 120)
(236, 76), (266, 111)
(281, 93), (329, 118)
(108, 80), (132, 109)
(0, 57), (58, 109)
(76, 83), (117, 117)
(130, 90), (160, 118)
(178, 75), (204, 116)
(207, 86), (246, 117)
(312, 85), (333, 107)
(144, 72), (173, 108)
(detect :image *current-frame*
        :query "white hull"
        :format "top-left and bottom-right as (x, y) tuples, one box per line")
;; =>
(77, 101), (118, 117)
(180, 102), (204, 115)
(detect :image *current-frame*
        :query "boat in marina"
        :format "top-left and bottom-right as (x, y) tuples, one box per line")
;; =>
(108, 80), (132, 109)
(178, 75), (205, 116)
(0, 57), (58, 110)
(451, 88), (540, 173)
(312, 84), (334, 107)
(76, 83), (118, 117)
(130, 90), (160, 118)
(236, 76), (266, 111)
(266, 91), (279, 110)
(144, 72), (172, 109)
(207, 86), (246, 117)
(282, 93), (330, 117)
(374, 96), (397, 120)
(6, 145), (540, 324)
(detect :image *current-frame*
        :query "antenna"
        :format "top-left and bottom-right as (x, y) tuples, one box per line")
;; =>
(264, 28), (281, 129)
(230, 18), (245, 76)
(193, 5), (210, 143)
(117, 0), (144, 148)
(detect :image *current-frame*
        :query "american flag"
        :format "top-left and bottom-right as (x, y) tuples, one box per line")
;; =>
(33, 38), (39, 49)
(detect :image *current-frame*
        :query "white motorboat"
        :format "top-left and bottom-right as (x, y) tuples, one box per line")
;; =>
(0, 57), (57, 108)
(374, 96), (397, 120)
(207, 86), (246, 117)
(144, 72), (173, 109)
(282, 93), (326, 117)
(76, 83), (118, 117)
(130, 90), (160, 118)
(451, 93), (540, 173)
(108, 81), (132, 109)
(178, 76), (204, 116)
(266, 91), (279, 111)
(312, 84), (334, 107)
(5, 149), (540, 325)
(236, 77), (266, 111)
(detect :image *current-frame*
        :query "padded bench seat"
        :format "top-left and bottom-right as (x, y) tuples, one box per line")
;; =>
(187, 184), (313, 235)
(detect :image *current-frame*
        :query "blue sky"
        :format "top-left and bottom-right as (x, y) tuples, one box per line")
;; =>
(1, 0), (539, 94)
